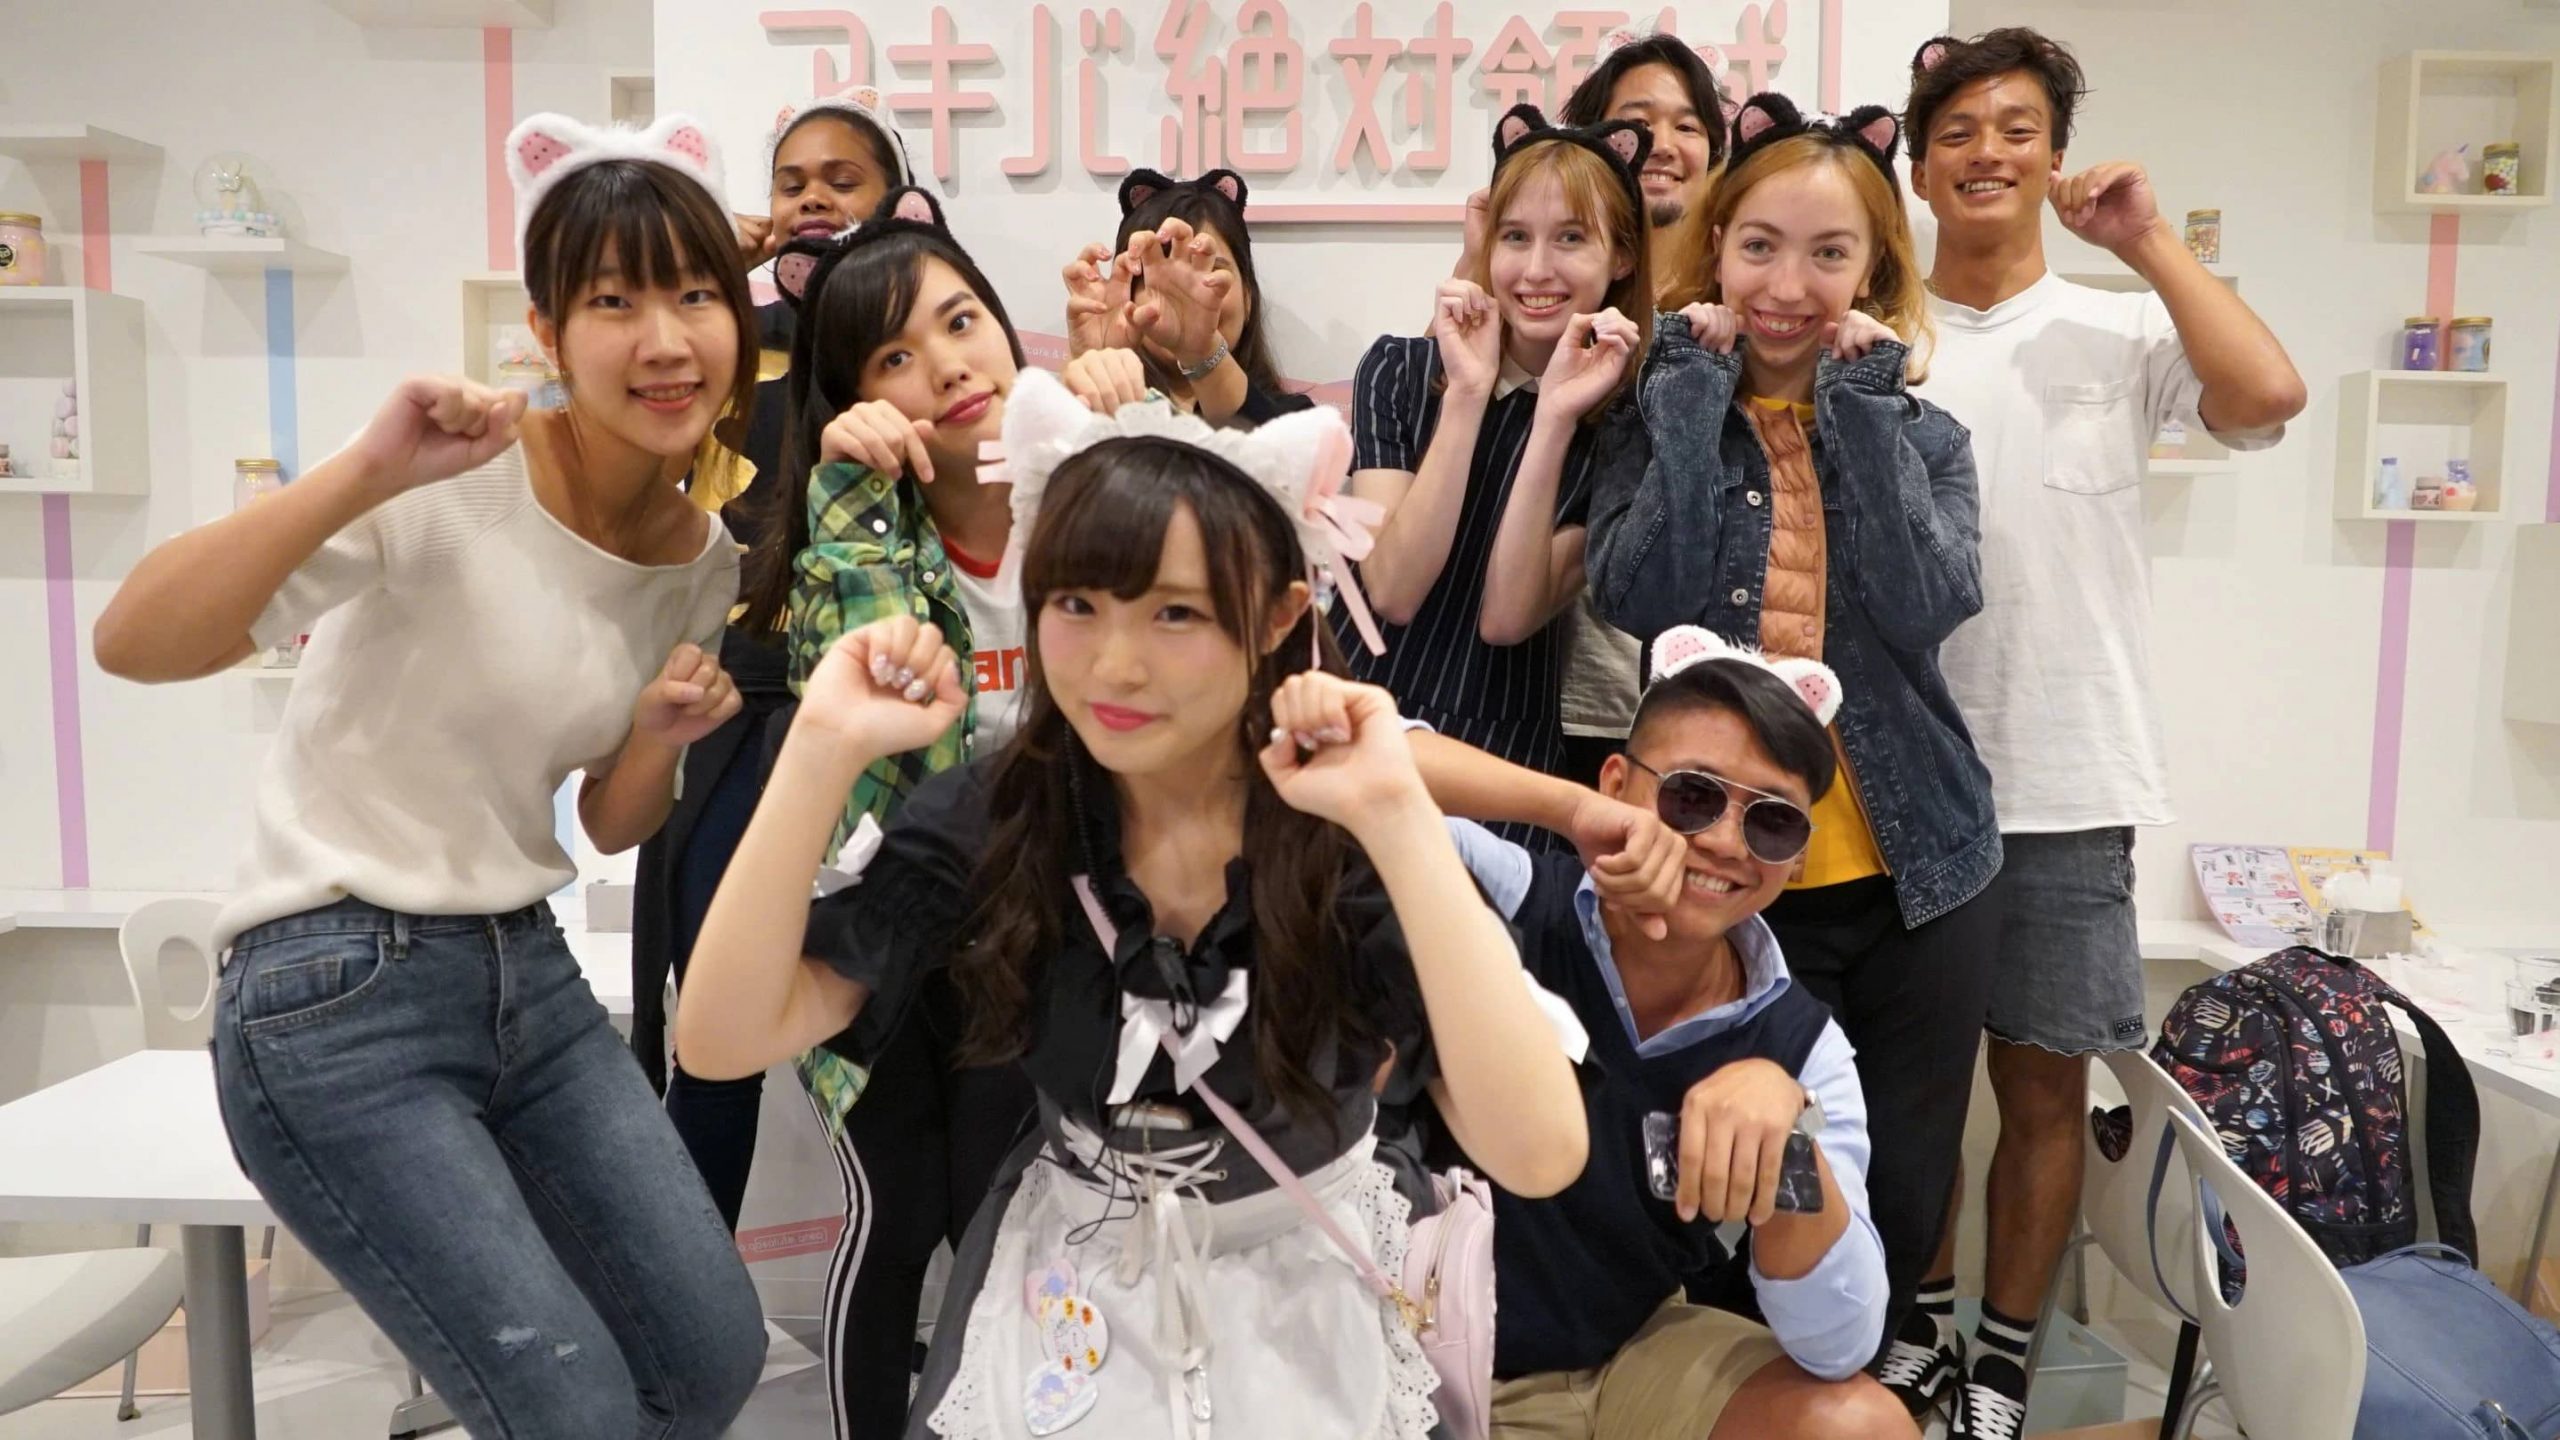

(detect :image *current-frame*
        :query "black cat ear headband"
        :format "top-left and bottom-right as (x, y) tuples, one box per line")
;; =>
(1117, 167), (1247, 216)
(1722, 92), (1901, 186)
(770, 185), (953, 312)
(1490, 102), (1652, 213)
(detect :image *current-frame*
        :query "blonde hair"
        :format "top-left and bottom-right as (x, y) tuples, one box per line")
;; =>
(1465, 139), (1652, 415)
(1703, 135), (1933, 382)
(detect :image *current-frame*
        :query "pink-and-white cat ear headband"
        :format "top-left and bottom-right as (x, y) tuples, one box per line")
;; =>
(1649, 626), (1843, 726)
(767, 87), (920, 190)
(506, 112), (732, 274)
(977, 369), (1388, 657)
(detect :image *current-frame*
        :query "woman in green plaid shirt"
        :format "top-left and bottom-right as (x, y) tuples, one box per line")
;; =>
(730, 186), (1161, 1439)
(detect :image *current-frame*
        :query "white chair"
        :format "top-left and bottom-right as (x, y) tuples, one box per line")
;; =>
(2164, 1109), (2367, 1440)
(112, 897), (262, 1420)
(117, 897), (224, 1051)
(2042, 1049), (2216, 1437)
(0, 1250), (185, 1416)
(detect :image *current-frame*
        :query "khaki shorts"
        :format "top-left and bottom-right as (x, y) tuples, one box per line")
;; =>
(1490, 1301), (1788, 1440)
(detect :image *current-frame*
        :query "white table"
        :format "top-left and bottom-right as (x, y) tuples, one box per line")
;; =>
(0, 1050), (270, 1438)
(0, 888), (221, 931)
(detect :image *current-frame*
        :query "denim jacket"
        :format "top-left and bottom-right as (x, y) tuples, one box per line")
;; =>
(1586, 318), (2000, 926)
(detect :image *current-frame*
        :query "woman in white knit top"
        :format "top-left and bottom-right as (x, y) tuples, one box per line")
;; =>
(93, 115), (771, 1437)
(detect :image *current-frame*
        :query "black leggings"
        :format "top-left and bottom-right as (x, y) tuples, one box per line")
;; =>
(664, 711), (775, 1232)
(814, 980), (1035, 1438)
(1763, 871), (2006, 1364)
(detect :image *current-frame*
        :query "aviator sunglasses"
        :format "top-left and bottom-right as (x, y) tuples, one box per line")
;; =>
(1622, 756), (1815, 865)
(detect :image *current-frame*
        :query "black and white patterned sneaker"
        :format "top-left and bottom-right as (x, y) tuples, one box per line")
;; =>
(1877, 1328), (1961, 1418)
(1950, 1376), (2027, 1440)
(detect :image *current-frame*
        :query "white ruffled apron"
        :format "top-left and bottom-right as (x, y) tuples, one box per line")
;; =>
(924, 1122), (1441, 1440)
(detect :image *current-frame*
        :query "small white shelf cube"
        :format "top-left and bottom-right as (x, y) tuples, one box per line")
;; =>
(608, 74), (656, 127)
(0, 124), (160, 164)
(136, 236), (347, 275)
(2376, 52), (2559, 213)
(462, 273), (532, 385)
(2508, 524), (2560, 722)
(319, 0), (552, 25)
(2335, 370), (2508, 522)
(0, 287), (147, 497)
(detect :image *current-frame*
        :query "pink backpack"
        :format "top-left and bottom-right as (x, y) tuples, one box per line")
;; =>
(1072, 878), (1498, 1439)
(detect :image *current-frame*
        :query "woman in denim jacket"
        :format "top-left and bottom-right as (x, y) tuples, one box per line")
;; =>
(1584, 94), (2007, 1365)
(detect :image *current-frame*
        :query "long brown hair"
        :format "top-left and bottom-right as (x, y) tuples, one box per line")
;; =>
(953, 436), (1369, 1128)
(1465, 139), (1652, 415)
(1702, 134), (1934, 382)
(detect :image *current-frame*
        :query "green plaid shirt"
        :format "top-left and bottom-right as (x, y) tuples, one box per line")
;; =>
(785, 460), (980, 1133)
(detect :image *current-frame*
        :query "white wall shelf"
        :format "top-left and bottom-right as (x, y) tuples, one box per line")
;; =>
(319, 0), (552, 25)
(2508, 524), (2560, 723)
(607, 73), (656, 127)
(0, 287), (148, 497)
(2334, 369), (2508, 522)
(461, 273), (531, 385)
(136, 236), (347, 275)
(0, 124), (160, 164)
(2376, 52), (2559, 213)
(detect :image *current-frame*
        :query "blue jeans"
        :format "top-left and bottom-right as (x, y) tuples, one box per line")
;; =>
(212, 898), (767, 1439)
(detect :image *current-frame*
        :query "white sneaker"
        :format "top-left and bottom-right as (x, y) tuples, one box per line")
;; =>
(1950, 1377), (2026, 1440)
(1877, 1326), (1961, 1417)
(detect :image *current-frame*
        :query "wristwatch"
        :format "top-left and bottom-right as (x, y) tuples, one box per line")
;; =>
(1177, 334), (1231, 383)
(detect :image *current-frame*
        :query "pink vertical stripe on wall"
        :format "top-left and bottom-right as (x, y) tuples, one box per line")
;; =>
(2548, 319), (2560, 521)
(2368, 214), (2463, 853)
(486, 27), (515, 271)
(44, 164), (113, 886)
(78, 161), (110, 290)
(43, 498), (90, 888)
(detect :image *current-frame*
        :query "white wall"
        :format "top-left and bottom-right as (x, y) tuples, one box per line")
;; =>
(1934, 0), (2560, 928)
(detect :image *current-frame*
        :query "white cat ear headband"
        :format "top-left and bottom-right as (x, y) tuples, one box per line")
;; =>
(506, 112), (732, 274)
(1649, 625), (1843, 726)
(767, 88), (920, 190)
(977, 369), (1388, 657)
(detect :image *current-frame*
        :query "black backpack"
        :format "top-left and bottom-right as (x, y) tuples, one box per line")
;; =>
(2148, 946), (2479, 1268)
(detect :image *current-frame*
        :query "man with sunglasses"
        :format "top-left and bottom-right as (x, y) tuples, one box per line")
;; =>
(1444, 635), (1911, 1440)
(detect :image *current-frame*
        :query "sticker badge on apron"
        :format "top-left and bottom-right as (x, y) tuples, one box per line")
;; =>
(1038, 1293), (1110, 1373)
(1023, 1360), (1097, 1436)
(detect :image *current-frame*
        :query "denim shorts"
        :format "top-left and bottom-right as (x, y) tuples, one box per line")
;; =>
(1984, 828), (2148, 1055)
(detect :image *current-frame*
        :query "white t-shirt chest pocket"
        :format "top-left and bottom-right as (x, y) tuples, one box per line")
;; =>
(2040, 375), (2144, 496)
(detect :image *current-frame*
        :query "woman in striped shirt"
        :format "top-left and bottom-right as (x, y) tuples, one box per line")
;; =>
(1336, 106), (1652, 820)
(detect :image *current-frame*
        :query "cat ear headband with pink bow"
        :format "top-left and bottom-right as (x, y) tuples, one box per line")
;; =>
(977, 369), (1388, 657)
(506, 112), (732, 274)
(768, 87), (920, 191)
(1649, 625), (1843, 726)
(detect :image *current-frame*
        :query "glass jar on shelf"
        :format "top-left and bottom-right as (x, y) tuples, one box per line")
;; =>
(2400, 317), (2441, 371)
(0, 213), (47, 287)
(2449, 316), (2493, 372)
(234, 457), (284, 511)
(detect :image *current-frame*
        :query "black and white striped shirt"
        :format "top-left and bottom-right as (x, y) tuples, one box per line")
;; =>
(1332, 334), (1609, 799)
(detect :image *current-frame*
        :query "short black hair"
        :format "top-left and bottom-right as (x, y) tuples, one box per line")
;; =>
(1560, 35), (1729, 166)
(1628, 659), (1835, 802)
(1904, 27), (2089, 156)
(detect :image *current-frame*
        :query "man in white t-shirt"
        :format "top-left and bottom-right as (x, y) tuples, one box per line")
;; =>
(1887, 28), (2305, 1439)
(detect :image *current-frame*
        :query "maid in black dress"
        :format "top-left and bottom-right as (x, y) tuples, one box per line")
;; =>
(675, 370), (1590, 1437)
